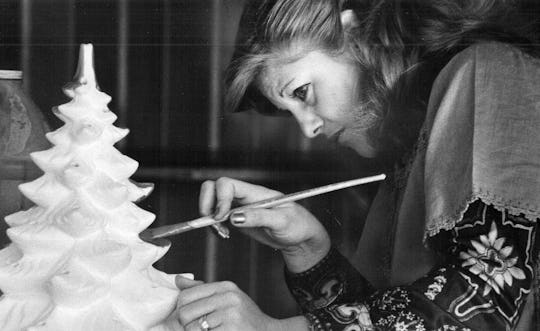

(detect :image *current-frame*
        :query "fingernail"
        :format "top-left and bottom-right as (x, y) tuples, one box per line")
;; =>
(230, 212), (246, 225)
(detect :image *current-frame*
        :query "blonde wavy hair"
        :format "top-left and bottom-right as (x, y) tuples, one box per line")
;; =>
(225, 0), (538, 157)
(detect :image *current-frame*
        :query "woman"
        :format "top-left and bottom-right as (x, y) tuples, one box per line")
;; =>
(175, 1), (540, 330)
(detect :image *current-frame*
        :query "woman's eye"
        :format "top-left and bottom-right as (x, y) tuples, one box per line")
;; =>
(292, 84), (310, 101)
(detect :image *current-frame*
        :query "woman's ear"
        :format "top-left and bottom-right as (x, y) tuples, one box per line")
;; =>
(340, 9), (360, 31)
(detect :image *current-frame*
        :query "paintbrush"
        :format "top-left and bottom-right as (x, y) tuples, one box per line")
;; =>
(139, 173), (385, 242)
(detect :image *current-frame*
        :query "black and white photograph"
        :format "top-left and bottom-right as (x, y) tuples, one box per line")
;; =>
(0, 1), (539, 330)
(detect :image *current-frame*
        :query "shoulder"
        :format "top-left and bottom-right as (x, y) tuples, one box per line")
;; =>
(429, 42), (540, 106)
(422, 43), (540, 239)
(450, 42), (533, 63)
(435, 42), (539, 85)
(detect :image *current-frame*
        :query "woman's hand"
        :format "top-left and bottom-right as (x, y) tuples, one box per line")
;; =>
(175, 276), (309, 331)
(199, 177), (330, 272)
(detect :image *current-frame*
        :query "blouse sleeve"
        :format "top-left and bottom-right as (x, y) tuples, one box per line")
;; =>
(285, 200), (538, 330)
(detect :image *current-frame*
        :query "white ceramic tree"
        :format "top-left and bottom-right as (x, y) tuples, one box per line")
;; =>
(0, 44), (183, 331)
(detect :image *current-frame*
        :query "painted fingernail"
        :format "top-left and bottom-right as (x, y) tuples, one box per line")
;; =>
(230, 212), (246, 225)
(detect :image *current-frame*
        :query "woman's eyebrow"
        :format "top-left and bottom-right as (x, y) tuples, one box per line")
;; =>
(279, 78), (295, 97)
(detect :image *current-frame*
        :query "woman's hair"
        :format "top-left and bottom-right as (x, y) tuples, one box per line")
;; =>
(225, 0), (347, 116)
(225, 0), (538, 157)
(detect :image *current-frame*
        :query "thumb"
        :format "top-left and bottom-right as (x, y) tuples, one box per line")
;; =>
(175, 274), (204, 290)
(230, 208), (288, 231)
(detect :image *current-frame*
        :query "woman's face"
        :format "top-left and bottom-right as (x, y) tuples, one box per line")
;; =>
(257, 49), (378, 158)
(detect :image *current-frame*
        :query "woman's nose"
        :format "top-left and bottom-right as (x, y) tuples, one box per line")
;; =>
(292, 110), (323, 138)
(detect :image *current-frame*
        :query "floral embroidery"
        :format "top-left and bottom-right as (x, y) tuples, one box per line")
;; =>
(287, 202), (537, 331)
(459, 221), (525, 296)
(395, 321), (408, 331)
(327, 303), (374, 329)
(289, 273), (345, 310)
(434, 326), (471, 331)
(305, 313), (325, 331)
(424, 274), (447, 300)
(372, 288), (410, 312)
(371, 289), (430, 330)
(376, 310), (426, 331)
(451, 208), (535, 326)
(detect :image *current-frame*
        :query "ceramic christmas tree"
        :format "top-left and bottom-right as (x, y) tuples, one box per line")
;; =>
(0, 44), (183, 331)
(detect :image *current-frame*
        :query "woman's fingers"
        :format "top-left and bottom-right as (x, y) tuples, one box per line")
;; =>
(177, 281), (244, 328)
(225, 179), (282, 204)
(230, 207), (290, 231)
(184, 310), (223, 331)
(202, 177), (283, 220)
(175, 275), (204, 290)
(178, 293), (231, 327)
(199, 180), (216, 216)
(177, 280), (277, 331)
(213, 178), (236, 219)
(177, 281), (239, 308)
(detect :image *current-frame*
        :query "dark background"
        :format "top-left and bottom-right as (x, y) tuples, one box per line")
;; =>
(0, 0), (380, 317)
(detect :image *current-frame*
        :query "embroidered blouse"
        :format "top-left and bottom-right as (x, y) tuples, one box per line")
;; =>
(286, 43), (540, 330)
(286, 201), (539, 330)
